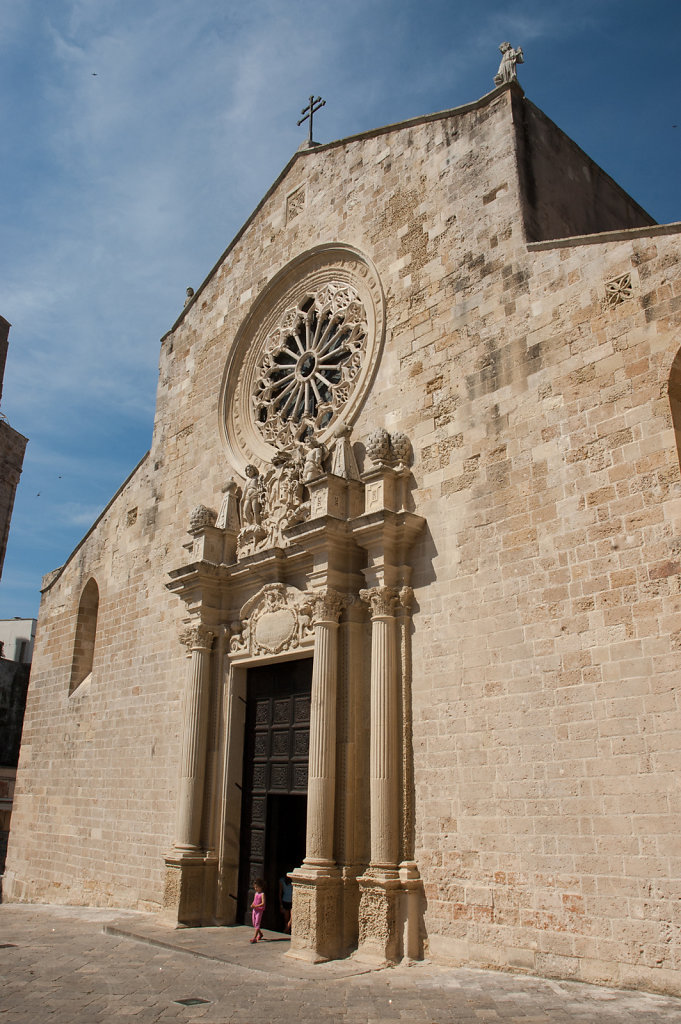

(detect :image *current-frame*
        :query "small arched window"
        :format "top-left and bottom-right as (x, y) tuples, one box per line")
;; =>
(69, 578), (99, 694)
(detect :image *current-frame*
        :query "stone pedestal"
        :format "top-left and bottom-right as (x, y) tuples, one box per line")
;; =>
(288, 863), (342, 962)
(398, 860), (423, 962)
(357, 870), (402, 963)
(162, 852), (218, 926)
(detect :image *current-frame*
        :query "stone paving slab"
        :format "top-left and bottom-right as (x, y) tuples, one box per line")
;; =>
(2, 904), (681, 1023)
(103, 913), (376, 980)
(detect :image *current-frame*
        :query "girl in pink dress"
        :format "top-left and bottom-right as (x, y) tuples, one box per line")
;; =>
(250, 879), (265, 943)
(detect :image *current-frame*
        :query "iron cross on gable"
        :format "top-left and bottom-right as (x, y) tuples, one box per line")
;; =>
(297, 95), (325, 146)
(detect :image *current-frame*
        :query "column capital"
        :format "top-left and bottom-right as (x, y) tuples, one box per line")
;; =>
(308, 588), (347, 625)
(359, 585), (399, 618)
(398, 585), (414, 613)
(179, 622), (215, 652)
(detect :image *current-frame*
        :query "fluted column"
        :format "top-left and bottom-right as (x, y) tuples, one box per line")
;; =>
(360, 586), (400, 869)
(305, 588), (345, 866)
(289, 588), (346, 963)
(174, 622), (215, 851)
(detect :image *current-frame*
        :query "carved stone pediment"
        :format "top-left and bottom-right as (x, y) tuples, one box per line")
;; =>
(230, 583), (313, 658)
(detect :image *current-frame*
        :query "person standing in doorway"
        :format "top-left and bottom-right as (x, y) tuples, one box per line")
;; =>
(279, 871), (293, 934)
(250, 879), (265, 943)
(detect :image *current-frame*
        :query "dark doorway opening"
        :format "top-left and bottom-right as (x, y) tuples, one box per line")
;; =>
(265, 794), (307, 932)
(237, 659), (311, 931)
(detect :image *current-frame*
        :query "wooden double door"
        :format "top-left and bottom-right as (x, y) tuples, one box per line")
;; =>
(237, 659), (311, 930)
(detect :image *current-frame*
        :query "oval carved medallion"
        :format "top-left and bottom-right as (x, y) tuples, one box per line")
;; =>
(253, 607), (297, 653)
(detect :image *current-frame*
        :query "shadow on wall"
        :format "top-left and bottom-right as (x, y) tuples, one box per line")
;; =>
(667, 346), (681, 473)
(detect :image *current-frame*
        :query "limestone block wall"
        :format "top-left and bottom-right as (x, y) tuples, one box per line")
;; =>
(4, 454), (189, 909)
(404, 224), (681, 992)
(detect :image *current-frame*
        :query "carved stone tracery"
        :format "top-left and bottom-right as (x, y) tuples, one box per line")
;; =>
(252, 283), (368, 448)
(605, 271), (633, 306)
(220, 245), (385, 476)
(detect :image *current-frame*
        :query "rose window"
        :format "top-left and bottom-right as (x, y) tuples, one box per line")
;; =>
(252, 283), (367, 447)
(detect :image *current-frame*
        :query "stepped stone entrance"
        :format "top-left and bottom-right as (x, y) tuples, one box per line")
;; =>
(237, 659), (311, 930)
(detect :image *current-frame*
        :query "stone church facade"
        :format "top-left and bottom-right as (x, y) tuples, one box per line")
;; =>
(6, 81), (681, 993)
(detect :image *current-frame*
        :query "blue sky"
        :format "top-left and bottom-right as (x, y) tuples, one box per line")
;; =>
(0, 0), (679, 619)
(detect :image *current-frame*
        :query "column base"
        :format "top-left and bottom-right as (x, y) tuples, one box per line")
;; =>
(162, 850), (217, 926)
(398, 861), (424, 962)
(287, 861), (342, 962)
(340, 865), (362, 954)
(356, 868), (401, 964)
(356, 864), (423, 964)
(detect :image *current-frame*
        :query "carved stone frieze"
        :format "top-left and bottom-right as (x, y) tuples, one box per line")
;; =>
(230, 583), (313, 657)
(360, 586), (399, 618)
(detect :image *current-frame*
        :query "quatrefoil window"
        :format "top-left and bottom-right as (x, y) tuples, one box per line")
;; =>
(252, 283), (367, 447)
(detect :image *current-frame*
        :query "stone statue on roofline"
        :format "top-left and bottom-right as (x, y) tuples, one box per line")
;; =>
(494, 41), (524, 86)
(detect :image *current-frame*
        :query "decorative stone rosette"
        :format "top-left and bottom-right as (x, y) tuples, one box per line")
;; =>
(220, 244), (385, 474)
(252, 284), (367, 449)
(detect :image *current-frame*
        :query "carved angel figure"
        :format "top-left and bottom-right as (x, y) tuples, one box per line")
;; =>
(494, 41), (524, 86)
(301, 436), (327, 483)
(241, 464), (263, 525)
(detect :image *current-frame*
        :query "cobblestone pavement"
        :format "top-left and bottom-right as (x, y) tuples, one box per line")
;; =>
(2, 905), (681, 1023)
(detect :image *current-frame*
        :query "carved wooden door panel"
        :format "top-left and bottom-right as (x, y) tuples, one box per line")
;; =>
(237, 659), (311, 927)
